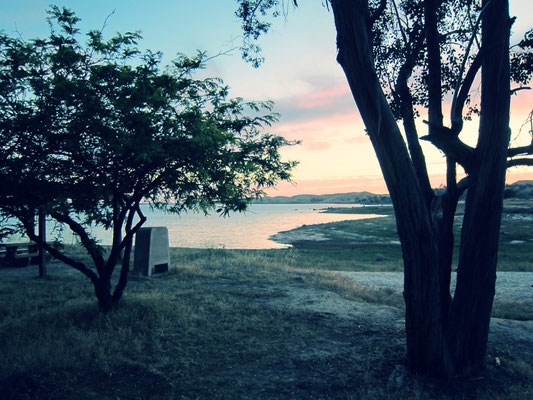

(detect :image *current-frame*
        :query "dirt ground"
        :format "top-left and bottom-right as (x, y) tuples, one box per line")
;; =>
(2, 261), (533, 399)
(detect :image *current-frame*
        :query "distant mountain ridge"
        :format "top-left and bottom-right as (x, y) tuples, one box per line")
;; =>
(505, 180), (533, 199)
(257, 191), (391, 204)
(259, 180), (533, 204)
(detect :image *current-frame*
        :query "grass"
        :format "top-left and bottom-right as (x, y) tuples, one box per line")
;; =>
(0, 199), (532, 398)
(277, 199), (533, 272)
(1, 246), (533, 399)
(266, 201), (533, 320)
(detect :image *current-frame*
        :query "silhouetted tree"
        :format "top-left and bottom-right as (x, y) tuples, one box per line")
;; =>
(236, 0), (533, 377)
(0, 7), (296, 312)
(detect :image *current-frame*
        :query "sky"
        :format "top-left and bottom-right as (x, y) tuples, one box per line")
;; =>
(1, 0), (532, 196)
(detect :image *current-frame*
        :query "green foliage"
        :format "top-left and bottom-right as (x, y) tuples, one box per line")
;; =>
(0, 6), (296, 309)
(511, 29), (533, 86)
(236, 0), (287, 67)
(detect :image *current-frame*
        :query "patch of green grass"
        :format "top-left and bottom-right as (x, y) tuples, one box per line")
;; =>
(276, 201), (533, 273)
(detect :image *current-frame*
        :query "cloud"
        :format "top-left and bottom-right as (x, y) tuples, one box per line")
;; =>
(343, 135), (370, 144)
(272, 76), (357, 125)
(304, 141), (332, 151)
(295, 84), (352, 109)
(274, 110), (367, 149)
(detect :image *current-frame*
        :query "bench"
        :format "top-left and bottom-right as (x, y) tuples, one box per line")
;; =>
(0, 242), (40, 267)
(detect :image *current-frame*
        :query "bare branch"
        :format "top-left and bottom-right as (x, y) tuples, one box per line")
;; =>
(20, 218), (99, 283)
(425, 0), (444, 131)
(446, 158), (457, 198)
(119, 203), (146, 253)
(508, 143), (533, 157)
(510, 86), (531, 95)
(99, 9), (116, 34)
(421, 121), (476, 173)
(105, 200), (146, 280)
(456, 176), (469, 196)
(112, 202), (138, 303)
(450, 1), (488, 122)
(395, 23), (433, 201)
(451, 49), (484, 133)
(49, 211), (106, 275)
(203, 46), (240, 63)
(507, 158), (533, 168)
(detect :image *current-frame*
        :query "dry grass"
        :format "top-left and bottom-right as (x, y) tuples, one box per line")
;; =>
(1, 248), (532, 399)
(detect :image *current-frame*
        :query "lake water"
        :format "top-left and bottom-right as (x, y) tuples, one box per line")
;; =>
(42, 203), (381, 249)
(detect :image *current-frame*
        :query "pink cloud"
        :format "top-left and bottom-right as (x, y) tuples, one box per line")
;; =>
(343, 135), (370, 144)
(276, 112), (363, 137)
(274, 111), (367, 151)
(305, 141), (332, 151)
(296, 84), (351, 109)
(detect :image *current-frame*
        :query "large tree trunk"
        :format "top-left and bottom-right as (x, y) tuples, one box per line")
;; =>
(331, 0), (453, 377)
(446, 0), (511, 374)
(94, 278), (116, 313)
(331, 0), (510, 377)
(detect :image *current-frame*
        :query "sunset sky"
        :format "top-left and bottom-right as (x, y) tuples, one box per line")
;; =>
(2, 0), (532, 196)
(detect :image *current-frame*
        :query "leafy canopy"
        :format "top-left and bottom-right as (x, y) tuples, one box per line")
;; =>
(0, 6), (296, 226)
(0, 6), (297, 310)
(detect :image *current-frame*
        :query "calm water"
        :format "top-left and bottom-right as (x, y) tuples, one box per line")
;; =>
(10, 204), (382, 249)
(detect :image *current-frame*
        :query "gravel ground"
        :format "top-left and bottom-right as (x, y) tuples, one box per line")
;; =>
(336, 271), (533, 303)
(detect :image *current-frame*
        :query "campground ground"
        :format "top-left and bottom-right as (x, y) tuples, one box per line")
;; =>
(0, 199), (532, 399)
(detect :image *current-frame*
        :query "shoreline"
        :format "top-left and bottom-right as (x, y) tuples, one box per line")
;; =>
(268, 214), (396, 249)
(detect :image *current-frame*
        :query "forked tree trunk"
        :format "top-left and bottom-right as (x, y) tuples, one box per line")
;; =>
(330, 0), (510, 377)
(446, 0), (511, 374)
(94, 278), (115, 313)
(331, 0), (453, 377)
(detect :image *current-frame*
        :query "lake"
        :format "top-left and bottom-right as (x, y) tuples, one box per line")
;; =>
(46, 203), (382, 249)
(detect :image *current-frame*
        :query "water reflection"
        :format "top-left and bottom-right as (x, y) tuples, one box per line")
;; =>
(7, 204), (385, 249)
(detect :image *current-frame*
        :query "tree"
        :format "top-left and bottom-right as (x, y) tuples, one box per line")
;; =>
(0, 6), (297, 312)
(236, 0), (533, 377)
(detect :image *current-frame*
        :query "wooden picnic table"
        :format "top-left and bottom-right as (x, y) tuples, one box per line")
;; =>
(0, 242), (39, 267)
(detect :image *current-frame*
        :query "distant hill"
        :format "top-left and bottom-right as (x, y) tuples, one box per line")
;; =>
(505, 180), (533, 199)
(256, 191), (391, 205)
(259, 180), (533, 204)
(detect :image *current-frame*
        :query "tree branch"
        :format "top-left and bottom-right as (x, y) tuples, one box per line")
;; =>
(446, 158), (457, 198)
(451, 49), (484, 133)
(112, 201), (143, 303)
(420, 121), (476, 173)
(507, 158), (533, 168)
(456, 176), (469, 197)
(510, 86), (531, 95)
(20, 216), (99, 283)
(425, 0), (444, 132)
(395, 24), (433, 202)
(391, 0), (408, 45)
(49, 210), (107, 275)
(118, 201), (147, 253)
(450, 1), (489, 131)
(508, 143), (533, 157)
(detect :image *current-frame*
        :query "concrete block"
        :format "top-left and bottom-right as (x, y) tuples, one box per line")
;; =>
(133, 227), (170, 276)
